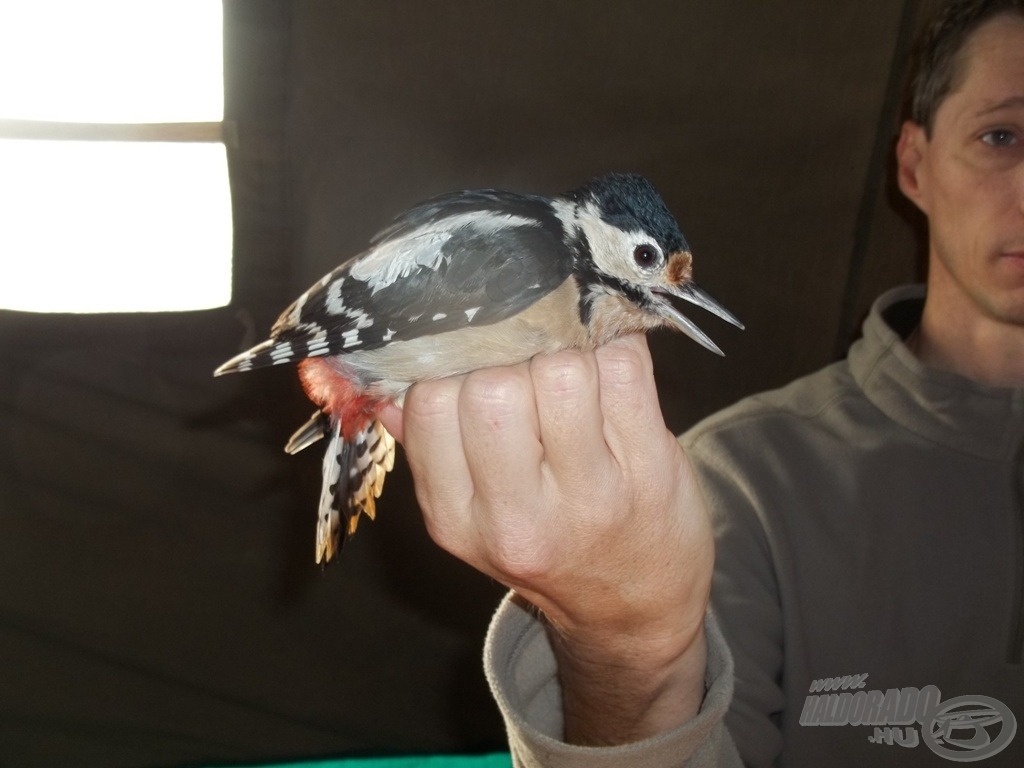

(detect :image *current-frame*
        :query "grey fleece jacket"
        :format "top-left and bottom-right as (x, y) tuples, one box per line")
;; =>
(484, 286), (1024, 767)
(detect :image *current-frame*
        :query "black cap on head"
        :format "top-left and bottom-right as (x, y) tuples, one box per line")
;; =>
(569, 173), (688, 254)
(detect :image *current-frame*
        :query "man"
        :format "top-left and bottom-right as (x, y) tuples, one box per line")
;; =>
(379, 0), (1024, 764)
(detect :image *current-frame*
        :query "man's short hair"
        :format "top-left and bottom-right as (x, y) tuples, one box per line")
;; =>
(910, 0), (1024, 134)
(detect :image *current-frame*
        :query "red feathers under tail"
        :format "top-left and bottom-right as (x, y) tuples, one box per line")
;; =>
(289, 358), (397, 562)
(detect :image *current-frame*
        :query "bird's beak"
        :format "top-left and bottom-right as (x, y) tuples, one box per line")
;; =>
(651, 282), (744, 356)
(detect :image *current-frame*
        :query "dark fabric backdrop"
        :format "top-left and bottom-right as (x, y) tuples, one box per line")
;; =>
(0, 1), (935, 765)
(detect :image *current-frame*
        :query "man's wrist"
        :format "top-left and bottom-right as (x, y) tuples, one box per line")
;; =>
(546, 613), (709, 746)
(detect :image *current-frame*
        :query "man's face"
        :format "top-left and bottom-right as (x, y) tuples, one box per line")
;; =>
(897, 13), (1024, 326)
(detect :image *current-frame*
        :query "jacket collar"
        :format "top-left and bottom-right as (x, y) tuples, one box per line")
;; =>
(850, 285), (1024, 462)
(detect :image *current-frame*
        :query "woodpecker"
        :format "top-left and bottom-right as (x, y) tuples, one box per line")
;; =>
(215, 173), (742, 563)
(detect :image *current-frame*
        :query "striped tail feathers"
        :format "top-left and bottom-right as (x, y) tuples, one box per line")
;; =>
(213, 337), (295, 376)
(213, 323), (334, 377)
(314, 417), (397, 564)
(316, 421), (348, 564)
(284, 411), (327, 455)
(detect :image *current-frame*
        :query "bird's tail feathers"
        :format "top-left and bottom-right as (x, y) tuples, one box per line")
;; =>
(285, 411), (327, 455)
(314, 418), (397, 564)
(213, 338), (304, 376)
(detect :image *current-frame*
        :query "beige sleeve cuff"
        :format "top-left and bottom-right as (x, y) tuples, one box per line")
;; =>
(484, 592), (743, 768)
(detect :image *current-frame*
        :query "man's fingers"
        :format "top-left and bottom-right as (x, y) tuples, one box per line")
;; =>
(376, 401), (404, 443)
(458, 363), (544, 510)
(596, 335), (675, 466)
(401, 339), (677, 584)
(401, 376), (474, 544)
(531, 349), (613, 486)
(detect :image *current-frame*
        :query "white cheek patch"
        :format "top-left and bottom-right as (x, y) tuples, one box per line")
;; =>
(350, 211), (541, 293)
(563, 201), (660, 285)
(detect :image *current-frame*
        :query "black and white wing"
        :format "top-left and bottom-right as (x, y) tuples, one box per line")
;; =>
(215, 190), (572, 375)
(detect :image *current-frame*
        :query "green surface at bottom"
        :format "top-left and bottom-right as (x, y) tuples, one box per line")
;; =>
(221, 754), (512, 768)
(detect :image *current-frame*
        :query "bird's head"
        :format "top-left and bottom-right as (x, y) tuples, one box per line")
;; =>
(565, 173), (742, 355)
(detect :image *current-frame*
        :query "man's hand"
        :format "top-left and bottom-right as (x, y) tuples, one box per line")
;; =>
(378, 334), (713, 745)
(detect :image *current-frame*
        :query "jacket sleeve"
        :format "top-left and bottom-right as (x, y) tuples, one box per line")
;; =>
(681, 428), (787, 768)
(483, 592), (744, 768)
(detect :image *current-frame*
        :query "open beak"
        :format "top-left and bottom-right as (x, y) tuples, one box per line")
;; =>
(651, 282), (744, 356)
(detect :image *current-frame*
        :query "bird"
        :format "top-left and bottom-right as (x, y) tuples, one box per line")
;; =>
(215, 172), (742, 564)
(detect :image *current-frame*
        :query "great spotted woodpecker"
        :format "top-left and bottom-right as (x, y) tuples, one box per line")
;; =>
(215, 173), (742, 563)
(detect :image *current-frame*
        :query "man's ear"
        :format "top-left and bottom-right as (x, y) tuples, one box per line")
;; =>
(896, 120), (929, 212)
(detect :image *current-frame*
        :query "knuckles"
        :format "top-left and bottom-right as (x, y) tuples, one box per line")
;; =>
(404, 378), (462, 423)
(595, 336), (653, 388)
(530, 349), (596, 400)
(482, 524), (555, 583)
(459, 366), (532, 423)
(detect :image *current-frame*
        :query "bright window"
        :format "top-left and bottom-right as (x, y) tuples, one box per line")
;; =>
(0, 0), (232, 313)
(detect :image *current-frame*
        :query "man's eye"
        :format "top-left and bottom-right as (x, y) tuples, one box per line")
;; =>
(981, 129), (1018, 147)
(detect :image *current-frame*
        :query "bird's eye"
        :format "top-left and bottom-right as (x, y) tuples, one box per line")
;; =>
(633, 244), (661, 270)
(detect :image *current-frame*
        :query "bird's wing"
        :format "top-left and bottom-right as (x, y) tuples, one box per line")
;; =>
(368, 189), (550, 244)
(216, 192), (571, 375)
